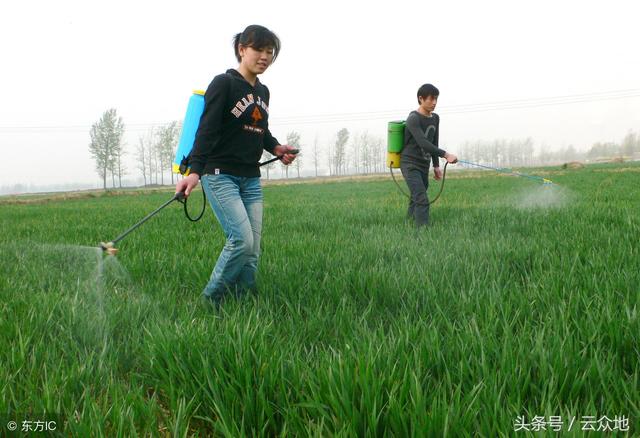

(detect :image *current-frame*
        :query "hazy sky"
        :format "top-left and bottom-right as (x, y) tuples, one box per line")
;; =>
(1, 0), (639, 190)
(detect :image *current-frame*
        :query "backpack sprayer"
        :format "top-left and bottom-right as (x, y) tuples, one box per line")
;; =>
(100, 90), (297, 256)
(386, 120), (554, 205)
(387, 120), (450, 205)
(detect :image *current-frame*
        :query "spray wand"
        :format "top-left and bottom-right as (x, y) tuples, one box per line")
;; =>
(259, 148), (299, 166)
(458, 160), (554, 185)
(388, 159), (555, 208)
(100, 191), (202, 255)
(100, 150), (299, 255)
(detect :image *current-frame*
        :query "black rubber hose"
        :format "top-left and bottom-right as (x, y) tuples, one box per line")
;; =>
(390, 161), (448, 206)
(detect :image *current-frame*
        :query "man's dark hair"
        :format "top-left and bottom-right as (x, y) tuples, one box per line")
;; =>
(233, 25), (281, 63)
(417, 83), (440, 103)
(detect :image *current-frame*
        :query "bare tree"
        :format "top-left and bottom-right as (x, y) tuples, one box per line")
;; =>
(588, 141), (619, 160)
(621, 130), (638, 158)
(312, 134), (320, 177)
(151, 131), (160, 184)
(89, 108), (125, 190)
(136, 131), (156, 186)
(136, 138), (147, 186)
(357, 131), (374, 174)
(350, 132), (361, 174)
(522, 137), (534, 166)
(333, 128), (349, 175)
(143, 127), (157, 185)
(154, 131), (165, 185)
(155, 121), (180, 185)
(461, 140), (485, 164)
(89, 123), (109, 189)
(294, 151), (302, 178)
(113, 138), (126, 188)
(370, 136), (383, 173)
(327, 137), (334, 176)
(283, 131), (302, 179)
(458, 141), (472, 164)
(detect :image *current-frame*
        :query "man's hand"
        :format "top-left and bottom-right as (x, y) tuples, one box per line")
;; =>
(444, 152), (458, 164)
(273, 145), (298, 165)
(175, 173), (200, 197)
(434, 167), (443, 181)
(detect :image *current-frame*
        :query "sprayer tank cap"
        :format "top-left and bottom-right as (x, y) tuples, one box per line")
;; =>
(193, 90), (205, 96)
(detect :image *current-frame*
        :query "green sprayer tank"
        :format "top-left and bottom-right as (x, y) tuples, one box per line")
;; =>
(387, 120), (405, 168)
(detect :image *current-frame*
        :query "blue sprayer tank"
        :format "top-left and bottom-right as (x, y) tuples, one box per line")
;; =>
(173, 90), (205, 175)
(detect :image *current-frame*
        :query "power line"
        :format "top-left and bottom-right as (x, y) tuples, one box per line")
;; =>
(0, 89), (638, 133)
(270, 89), (640, 125)
(271, 88), (640, 122)
(0, 122), (173, 133)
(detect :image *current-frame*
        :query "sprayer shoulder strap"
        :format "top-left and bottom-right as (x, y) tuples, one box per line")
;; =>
(185, 73), (234, 166)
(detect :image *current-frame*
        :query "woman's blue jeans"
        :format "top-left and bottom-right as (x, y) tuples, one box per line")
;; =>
(200, 174), (263, 302)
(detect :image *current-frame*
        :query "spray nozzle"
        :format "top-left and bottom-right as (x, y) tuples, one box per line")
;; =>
(100, 241), (118, 256)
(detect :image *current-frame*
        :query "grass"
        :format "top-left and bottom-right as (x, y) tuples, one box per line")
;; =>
(1, 162), (638, 436)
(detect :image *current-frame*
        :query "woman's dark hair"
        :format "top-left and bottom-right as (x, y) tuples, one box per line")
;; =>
(233, 25), (280, 63)
(417, 83), (440, 103)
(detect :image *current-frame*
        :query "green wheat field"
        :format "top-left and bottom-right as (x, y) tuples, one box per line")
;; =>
(1, 162), (638, 436)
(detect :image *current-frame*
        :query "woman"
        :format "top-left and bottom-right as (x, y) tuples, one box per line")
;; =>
(176, 25), (297, 306)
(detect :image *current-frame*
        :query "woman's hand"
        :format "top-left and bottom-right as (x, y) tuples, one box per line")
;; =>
(273, 145), (298, 165)
(175, 173), (200, 197)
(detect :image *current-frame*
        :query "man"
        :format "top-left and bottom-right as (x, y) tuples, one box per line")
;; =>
(401, 83), (458, 227)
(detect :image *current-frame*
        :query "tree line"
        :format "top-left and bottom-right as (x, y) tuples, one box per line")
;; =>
(458, 130), (640, 167)
(89, 108), (640, 189)
(89, 108), (391, 188)
(89, 108), (181, 189)
(260, 128), (388, 179)
(585, 130), (640, 161)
